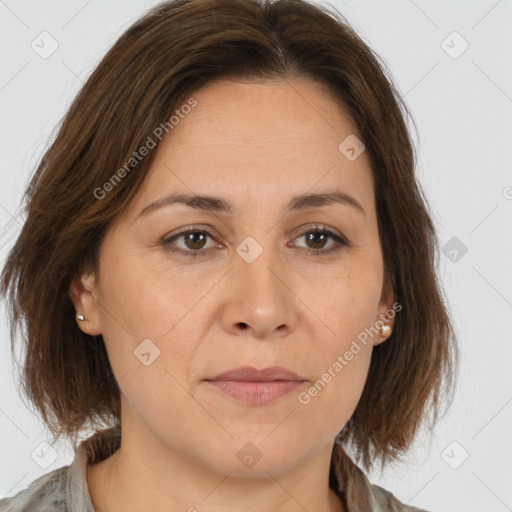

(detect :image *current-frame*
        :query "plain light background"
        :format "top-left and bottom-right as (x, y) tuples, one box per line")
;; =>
(0, 1), (511, 511)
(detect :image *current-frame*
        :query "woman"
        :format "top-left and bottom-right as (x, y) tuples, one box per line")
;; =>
(0, 0), (458, 510)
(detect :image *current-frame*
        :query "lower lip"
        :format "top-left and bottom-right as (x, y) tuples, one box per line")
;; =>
(206, 380), (304, 405)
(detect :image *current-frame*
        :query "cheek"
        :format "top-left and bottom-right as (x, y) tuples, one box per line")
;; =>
(288, 331), (372, 454)
(94, 251), (210, 401)
(308, 263), (383, 348)
(96, 245), (209, 343)
(97, 305), (202, 435)
(295, 265), (381, 421)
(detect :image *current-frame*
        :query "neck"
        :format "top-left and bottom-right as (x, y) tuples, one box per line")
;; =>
(86, 421), (344, 512)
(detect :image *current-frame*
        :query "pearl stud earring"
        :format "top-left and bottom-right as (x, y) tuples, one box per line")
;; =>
(380, 324), (391, 337)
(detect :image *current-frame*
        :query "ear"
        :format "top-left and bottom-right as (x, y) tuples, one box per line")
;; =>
(374, 275), (397, 346)
(69, 270), (102, 336)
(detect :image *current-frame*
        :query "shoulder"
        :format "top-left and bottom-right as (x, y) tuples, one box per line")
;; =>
(0, 466), (70, 512)
(370, 484), (433, 512)
(0, 427), (120, 512)
(330, 445), (435, 512)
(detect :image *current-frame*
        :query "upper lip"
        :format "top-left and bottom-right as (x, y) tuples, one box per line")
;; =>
(206, 366), (305, 382)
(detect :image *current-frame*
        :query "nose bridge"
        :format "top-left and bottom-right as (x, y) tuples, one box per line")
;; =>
(223, 233), (297, 338)
(237, 233), (285, 303)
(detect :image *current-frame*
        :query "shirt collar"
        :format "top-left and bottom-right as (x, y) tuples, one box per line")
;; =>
(66, 426), (122, 512)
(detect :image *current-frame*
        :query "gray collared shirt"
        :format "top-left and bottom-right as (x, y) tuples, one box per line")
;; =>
(0, 427), (430, 512)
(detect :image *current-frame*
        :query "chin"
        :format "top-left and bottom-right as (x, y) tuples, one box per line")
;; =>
(198, 431), (314, 478)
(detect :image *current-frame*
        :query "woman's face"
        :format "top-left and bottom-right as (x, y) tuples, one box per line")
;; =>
(74, 78), (394, 477)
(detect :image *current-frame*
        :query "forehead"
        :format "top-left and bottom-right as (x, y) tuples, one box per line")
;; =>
(125, 78), (375, 220)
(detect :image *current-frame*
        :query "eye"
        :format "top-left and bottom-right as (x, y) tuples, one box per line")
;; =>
(163, 228), (219, 257)
(162, 224), (350, 257)
(291, 225), (350, 256)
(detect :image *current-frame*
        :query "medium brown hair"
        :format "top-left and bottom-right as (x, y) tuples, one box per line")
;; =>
(1, 0), (458, 473)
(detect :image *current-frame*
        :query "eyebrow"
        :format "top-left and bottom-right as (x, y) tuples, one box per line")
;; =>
(137, 190), (366, 218)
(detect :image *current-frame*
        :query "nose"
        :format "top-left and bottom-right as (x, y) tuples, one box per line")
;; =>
(220, 245), (298, 340)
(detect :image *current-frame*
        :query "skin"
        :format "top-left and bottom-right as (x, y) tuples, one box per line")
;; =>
(70, 77), (395, 512)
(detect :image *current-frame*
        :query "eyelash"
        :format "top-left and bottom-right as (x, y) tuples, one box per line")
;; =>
(162, 224), (350, 258)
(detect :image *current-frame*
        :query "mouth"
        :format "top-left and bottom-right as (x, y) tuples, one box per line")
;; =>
(204, 366), (307, 405)
(205, 380), (306, 405)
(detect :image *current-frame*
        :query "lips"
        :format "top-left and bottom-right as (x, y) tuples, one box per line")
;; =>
(206, 365), (305, 382)
(204, 366), (306, 405)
